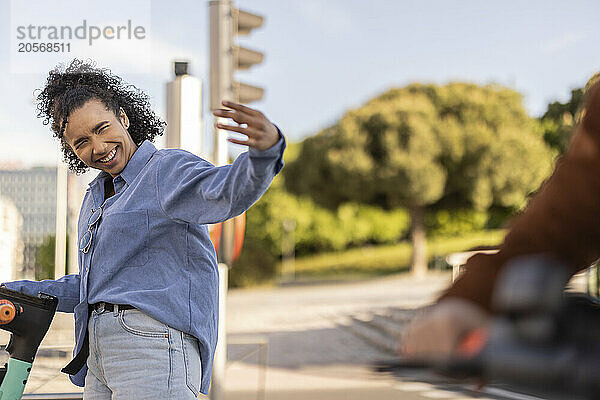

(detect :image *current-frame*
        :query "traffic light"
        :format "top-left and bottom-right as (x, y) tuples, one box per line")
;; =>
(209, 0), (265, 111)
(209, 1), (265, 269)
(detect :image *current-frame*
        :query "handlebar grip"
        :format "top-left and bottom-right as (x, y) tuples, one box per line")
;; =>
(0, 301), (17, 325)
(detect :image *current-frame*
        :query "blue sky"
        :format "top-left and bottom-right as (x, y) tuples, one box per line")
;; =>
(1, 0), (599, 166)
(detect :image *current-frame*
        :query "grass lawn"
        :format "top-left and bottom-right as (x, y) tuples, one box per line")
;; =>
(283, 229), (505, 280)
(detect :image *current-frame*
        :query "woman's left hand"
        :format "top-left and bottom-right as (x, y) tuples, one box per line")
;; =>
(213, 101), (280, 151)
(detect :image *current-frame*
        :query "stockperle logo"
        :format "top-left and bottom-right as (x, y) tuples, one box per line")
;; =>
(15, 20), (147, 46)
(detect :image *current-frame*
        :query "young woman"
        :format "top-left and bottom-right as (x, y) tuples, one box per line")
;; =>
(3, 59), (285, 399)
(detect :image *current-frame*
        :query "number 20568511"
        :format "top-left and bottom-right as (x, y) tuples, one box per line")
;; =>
(18, 42), (71, 52)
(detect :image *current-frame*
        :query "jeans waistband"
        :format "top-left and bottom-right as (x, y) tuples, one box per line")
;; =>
(92, 302), (135, 313)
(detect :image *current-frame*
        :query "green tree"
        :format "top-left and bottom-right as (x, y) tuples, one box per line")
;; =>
(35, 235), (69, 281)
(539, 73), (600, 155)
(285, 83), (553, 276)
(540, 88), (584, 155)
(35, 235), (55, 280)
(230, 175), (411, 287)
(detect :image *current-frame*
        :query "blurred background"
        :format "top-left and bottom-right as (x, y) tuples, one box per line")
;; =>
(0, 0), (599, 399)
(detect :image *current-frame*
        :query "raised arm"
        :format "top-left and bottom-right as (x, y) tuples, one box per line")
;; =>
(158, 102), (285, 224)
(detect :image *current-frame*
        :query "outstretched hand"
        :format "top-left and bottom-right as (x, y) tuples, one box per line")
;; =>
(399, 298), (489, 360)
(213, 101), (280, 151)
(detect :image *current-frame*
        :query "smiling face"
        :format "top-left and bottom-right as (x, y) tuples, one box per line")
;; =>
(63, 99), (138, 177)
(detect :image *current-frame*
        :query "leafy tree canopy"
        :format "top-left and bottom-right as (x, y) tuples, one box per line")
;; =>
(540, 88), (584, 155)
(285, 82), (553, 212)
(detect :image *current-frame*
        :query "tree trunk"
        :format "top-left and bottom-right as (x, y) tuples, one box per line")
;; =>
(410, 205), (427, 277)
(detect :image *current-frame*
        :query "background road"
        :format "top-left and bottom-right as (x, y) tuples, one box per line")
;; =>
(16, 271), (561, 399)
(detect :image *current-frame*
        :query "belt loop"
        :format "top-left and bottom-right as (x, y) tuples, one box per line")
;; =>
(113, 304), (119, 317)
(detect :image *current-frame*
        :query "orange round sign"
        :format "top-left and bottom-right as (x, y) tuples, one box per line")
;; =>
(209, 212), (246, 263)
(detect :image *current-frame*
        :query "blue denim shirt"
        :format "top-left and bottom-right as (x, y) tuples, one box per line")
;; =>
(4, 137), (285, 394)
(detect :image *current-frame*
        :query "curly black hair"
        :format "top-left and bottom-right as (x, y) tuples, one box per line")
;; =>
(35, 58), (165, 174)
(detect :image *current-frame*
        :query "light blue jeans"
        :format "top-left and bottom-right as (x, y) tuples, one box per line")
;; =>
(83, 306), (202, 399)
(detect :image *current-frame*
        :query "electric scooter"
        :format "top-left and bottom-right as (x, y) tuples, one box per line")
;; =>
(0, 287), (58, 400)
(377, 255), (600, 399)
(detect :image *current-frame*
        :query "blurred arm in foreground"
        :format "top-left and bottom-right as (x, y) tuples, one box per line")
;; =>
(401, 76), (600, 360)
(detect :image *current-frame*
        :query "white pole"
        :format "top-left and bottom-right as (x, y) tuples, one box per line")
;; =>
(67, 174), (79, 275)
(166, 67), (203, 156)
(211, 263), (228, 400)
(210, 2), (234, 398)
(54, 163), (68, 280)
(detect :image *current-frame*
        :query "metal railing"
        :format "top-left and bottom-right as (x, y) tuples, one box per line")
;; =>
(22, 394), (83, 400)
(448, 250), (600, 299)
(446, 249), (498, 281)
(227, 335), (268, 400)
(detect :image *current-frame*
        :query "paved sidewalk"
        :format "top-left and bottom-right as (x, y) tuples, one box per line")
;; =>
(223, 272), (459, 399)
(19, 272), (470, 399)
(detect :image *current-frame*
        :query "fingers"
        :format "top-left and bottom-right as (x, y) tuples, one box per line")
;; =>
(400, 314), (445, 359)
(213, 100), (262, 123)
(227, 137), (255, 147)
(213, 109), (258, 126)
(399, 299), (489, 361)
(215, 119), (258, 148)
(216, 122), (260, 138)
(222, 100), (262, 117)
(213, 100), (279, 151)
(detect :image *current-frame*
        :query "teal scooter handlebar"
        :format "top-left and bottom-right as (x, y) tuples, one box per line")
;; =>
(0, 287), (58, 400)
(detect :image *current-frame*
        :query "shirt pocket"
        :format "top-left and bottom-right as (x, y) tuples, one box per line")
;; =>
(97, 210), (149, 273)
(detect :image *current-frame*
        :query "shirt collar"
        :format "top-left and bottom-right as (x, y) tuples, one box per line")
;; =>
(88, 140), (158, 188)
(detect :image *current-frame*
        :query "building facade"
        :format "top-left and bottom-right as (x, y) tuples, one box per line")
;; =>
(0, 167), (57, 279)
(0, 198), (23, 282)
